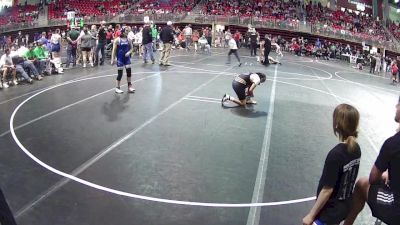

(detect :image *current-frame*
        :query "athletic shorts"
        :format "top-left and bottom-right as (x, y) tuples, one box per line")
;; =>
(51, 43), (60, 52)
(316, 199), (351, 224)
(368, 183), (400, 224)
(117, 56), (131, 68)
(232, 80), (246, 101)
(81, 47), (91, 52)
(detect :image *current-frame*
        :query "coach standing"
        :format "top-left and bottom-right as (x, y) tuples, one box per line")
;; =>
(159, 21), (175, 66)
(142, 21), (155, 64)
(95, 21), (107, 66)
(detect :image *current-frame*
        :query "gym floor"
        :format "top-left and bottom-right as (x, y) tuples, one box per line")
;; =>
(0, 48), (398, 225)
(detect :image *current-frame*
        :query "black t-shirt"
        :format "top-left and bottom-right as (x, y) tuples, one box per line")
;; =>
(250, 33), (257, 43)
(98, 27), (107, 43)
(264, 38), (271, 52)
(317, 143), (361, 201)
(142, 26), (153, 45)
(375, 131), (400, 203)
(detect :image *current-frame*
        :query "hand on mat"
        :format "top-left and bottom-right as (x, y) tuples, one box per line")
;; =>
(246, 90), (254, 97)
(302, 215), (314, 225)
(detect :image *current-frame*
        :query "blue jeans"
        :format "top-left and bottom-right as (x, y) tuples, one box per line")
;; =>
(143, 43), (154, 62)
(35, 59), (49, 74)
(15, 64), (31, 80)
(66, 47), (77, 67)
(96, 42), (106, 64)
(22, 60), (40, 77)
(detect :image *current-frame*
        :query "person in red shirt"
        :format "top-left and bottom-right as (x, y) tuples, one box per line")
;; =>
(114, 24), (121, 39)
(106, 25), (114, 45)
(192, 30), (199, 52)
(391, 60), (398, 84)
(292, 41), (301, 56)
(233, 30), (241, 49)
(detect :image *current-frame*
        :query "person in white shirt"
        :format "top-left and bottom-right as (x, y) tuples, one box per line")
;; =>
(50, 29), (63, 73)
(224, 30), (232, 48)
(134, 27), (143, 56)
(126, 26), (136, 57)
(198, 35), (211, 54)
(0, 49), (17, 88)
(184, 24), (192, 50)
(9, 46), (34, 83)
(226, 36), (242, 67)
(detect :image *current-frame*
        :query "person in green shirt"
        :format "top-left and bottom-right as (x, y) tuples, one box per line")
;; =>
(24, 44), (36, 61)
(24, 44), (43, 79)
(33, 41), (50, 75)
(151, 23), (158, 52)
(66, 26), (80, 68)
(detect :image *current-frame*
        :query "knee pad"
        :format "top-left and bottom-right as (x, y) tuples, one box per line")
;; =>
(116, 69), (123, 81)
(126, 67), (131, 77)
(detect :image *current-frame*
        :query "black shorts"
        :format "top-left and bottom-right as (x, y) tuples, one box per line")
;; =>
(368, 183), (400, 224)
(316, 199), (351, 224)
(232, 81), (246, 101)
(81, 47), (91, 52)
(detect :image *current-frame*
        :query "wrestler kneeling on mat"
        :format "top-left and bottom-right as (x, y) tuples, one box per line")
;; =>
(221, 72), (266, 106)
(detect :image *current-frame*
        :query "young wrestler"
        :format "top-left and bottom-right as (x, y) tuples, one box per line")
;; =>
(111, 29), (134, 94)
(221, 72), (266, 106)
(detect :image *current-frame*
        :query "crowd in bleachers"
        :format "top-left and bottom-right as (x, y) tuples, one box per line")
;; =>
(128, 0), (199, 15)
(306, 2), (391, 44)
(0, 3), (40, 26)
(48, 0), (132, 19)
(201, 0), (301, 20)
(389, 22), (400, 41)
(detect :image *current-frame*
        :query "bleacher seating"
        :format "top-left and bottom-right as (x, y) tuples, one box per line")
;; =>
(0, 4), (39, 26)
(48, 0), (129, 19)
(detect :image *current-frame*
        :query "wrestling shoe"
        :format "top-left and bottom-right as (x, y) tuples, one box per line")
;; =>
(128, 85), (135, 93)
(246, 97), (257, 104)
(115, 88), (124, 94)
(221, 93), (230, 105)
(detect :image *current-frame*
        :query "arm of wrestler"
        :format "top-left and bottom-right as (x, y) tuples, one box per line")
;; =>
(111, 38), (118, 65)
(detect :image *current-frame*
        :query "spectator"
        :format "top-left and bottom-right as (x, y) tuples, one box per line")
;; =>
(184, 24), (192, 50)
(159, 21), (175, 66)
(66, 26), (80, 68)
(303, 104), (361, 225)
(344, 97), (400, 225)
(50, 28), (63, 73)
(96, 21), (107, 66)
(33, 41), (50, 75)
(226, 35), (241, 67)
(0, 187), (17, 225)
(142, 21), (154, 64)
(23, 44), (43, 79)
(0, 49), (17, 88)
(80, 27), (94, 68)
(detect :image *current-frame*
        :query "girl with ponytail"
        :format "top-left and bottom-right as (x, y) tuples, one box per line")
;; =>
(303, 104), (361, 225)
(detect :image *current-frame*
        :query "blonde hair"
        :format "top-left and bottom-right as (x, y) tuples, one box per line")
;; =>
(333, 104), (360, 152)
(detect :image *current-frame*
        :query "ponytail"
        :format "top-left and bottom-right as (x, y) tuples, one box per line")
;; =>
(345, 135), (358, 153)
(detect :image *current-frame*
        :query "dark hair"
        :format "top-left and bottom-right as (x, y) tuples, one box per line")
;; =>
(256, 72), (266, 83)
(333, 104), (360, 152)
